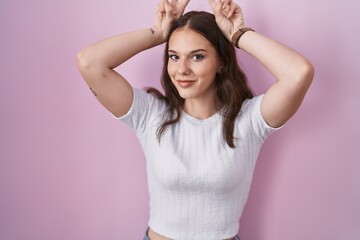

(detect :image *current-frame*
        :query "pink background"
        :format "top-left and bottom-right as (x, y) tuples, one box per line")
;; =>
(1, 0), (359, 239)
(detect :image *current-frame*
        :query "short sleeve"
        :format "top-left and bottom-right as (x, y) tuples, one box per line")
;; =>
(242, 94), (283, 140)
(111, 88), (165, 134)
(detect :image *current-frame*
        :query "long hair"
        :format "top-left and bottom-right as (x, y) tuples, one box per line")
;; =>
(147, 11), (253, 148)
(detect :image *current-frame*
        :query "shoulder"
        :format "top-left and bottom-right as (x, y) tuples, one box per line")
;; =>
(240, 95), (263, 115)
(112, 87), (168, 130)
(238, 94), (281, 139)
(132, 87), (167, 111)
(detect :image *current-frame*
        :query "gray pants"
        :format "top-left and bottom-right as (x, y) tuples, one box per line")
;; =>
(143, 228), (241, 240)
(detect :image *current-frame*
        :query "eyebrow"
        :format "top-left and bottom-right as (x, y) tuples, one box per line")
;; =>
(168, 49), (208, 54)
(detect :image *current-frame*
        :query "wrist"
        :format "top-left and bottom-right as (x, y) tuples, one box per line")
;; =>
(231, 27), (255, 48)
(150, 27), (167, 44)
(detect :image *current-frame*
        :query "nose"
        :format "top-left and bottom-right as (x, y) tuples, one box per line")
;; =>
(177, 58), (191, 75)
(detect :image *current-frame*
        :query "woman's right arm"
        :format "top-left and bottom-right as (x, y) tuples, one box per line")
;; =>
(77, 29), (165, 118)
(76, 0), (190, 118)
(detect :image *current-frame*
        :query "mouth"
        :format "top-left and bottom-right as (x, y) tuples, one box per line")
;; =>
(177, 80), (196, 88)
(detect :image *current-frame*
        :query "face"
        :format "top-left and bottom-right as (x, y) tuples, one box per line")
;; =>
(167, 28), (221, 101)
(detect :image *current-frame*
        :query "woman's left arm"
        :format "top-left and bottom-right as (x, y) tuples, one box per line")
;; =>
(238, 31), (314, 128)
(208, 0), (314, 128)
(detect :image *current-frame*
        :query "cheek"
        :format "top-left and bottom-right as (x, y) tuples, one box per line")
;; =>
(167, 63), (175, 79)
(206, 62), (220, 80)
(199, 65), (217, 81)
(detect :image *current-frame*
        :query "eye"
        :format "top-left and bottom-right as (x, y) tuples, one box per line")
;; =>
(169, 54), (179, 61)
(191, 54), (204, 61)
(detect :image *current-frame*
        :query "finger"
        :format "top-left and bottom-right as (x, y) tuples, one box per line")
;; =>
(221, 0), (231, 10)
(168, 0), (182, 15)
(175, 0), (190, 17)
(164, 0), (176, 20)
(156, 1), (164, 21)
(164, 0), (173, 13)
(179, 0), (190, 8)
(208, 0), (218, 10)
(168, 0), (177, 14)
(222, 4), (230, 16)
(220, 0), (231, 4)
(208, 0), (222, 16)
(226, 2), (237, 18)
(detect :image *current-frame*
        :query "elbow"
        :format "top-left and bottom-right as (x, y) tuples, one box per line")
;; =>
(76, 49), (92, 72)
(76, 49), (104, 86)
(304, 60), (315, 84)
(293, 59), (315, 90)
(76, 47), (110, 76)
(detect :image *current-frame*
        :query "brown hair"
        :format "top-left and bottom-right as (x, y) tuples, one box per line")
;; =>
(147, 11), (253, 148)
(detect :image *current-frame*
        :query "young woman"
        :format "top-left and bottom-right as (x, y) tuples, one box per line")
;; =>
(77, 0), (314, 239)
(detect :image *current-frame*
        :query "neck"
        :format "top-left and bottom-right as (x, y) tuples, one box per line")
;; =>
(183, 89), (220, 120)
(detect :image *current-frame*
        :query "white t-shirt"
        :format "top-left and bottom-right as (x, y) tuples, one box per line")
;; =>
(113, 88), (280, 239)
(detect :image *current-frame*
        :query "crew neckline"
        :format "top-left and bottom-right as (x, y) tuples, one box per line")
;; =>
(181, 109), (222, 125)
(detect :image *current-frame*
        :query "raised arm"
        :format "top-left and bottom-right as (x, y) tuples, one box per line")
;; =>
(76, 0), (190, 117)
(209, 0), (314, 127)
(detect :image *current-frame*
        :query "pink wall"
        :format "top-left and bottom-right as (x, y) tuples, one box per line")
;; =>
(0, 0), (359, 239)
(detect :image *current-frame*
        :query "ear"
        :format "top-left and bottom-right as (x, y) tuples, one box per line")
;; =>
(217, 63), (223, 73)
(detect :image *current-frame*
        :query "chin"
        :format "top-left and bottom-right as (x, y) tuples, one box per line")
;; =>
(176, 89), (195, 99)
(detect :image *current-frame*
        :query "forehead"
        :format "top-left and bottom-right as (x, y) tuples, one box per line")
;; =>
(168, 28), (215, 52)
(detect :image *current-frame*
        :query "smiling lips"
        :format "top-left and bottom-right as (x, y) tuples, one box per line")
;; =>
(177, 80), (196, 88)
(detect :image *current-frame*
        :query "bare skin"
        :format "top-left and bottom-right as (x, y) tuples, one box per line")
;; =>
(77, 0), (314, 239)
(167, 27), (222, 119)
(77, 0), (190, 118)
(77, 0), (313, 126)
(148, 227), (234, 240)
(208, 0), (314, 127)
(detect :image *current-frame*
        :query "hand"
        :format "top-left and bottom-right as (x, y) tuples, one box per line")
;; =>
(208, 0), (245, 41)
(153, 0), (190, 41)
